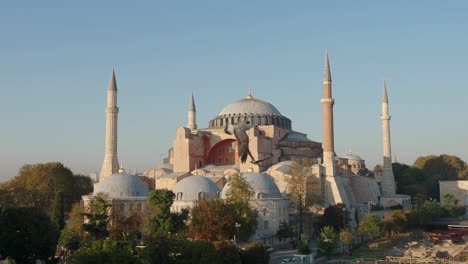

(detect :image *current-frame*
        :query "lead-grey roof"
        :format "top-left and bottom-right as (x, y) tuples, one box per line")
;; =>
(279, 131), (312, 142)
(221, 172), (282, 199)
(172, 175), (221, 201)
(218, 97), (282, 116)
(94, 173), (149, 198)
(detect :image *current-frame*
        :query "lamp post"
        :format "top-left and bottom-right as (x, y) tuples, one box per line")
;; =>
(235, 222), (241, 244)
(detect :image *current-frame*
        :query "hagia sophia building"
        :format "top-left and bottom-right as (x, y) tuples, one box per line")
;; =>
(84, 50), (411, 244)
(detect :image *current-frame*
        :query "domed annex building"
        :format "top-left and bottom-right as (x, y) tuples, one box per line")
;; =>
(171, 175), (221, 212)
(82, 168), (150, 222)
(220, 172), (289, 244)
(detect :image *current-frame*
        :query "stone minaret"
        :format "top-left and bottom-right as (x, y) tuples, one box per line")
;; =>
(187, 93), (197, 129)
(321, 49), (336, 173)
(100, 67), (120, 179)
(380, 81), (396, 195)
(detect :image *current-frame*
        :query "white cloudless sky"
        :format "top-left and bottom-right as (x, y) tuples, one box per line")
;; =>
(1, 1), (467, 181)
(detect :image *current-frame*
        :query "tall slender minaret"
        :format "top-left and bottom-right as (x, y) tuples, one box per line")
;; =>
(321, 49), (336, 174)
(99, 67), (120, 179)
(187, 93), (197, 130)
(380, 81), (396, 195)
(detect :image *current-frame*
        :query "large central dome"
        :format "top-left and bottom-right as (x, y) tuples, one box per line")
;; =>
(219, 97), (282, 116)
(208, 91), (291, 130)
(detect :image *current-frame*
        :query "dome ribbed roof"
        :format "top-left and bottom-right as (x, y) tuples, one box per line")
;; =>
(343, 151), (363, 161)
(172, 175), (220, 201)
(221, 172), (282, 199)
(209, 92), (292, 130)
(219, 97), (282, 116)
(94, 173), (149, 198)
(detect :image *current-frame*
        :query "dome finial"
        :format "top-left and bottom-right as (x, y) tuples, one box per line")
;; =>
(118, 163), (125, 173)
(247, 166), (254, 172)
(246, 88), (253, 99)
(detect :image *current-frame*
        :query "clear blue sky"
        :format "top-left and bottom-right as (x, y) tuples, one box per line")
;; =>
(1, 1), (467, 182)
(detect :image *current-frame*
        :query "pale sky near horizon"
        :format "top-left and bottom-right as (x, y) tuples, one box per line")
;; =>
(1, 1), (467, 182)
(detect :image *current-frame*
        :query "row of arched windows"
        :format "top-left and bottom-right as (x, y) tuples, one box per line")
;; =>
(209, 114), (291, 130)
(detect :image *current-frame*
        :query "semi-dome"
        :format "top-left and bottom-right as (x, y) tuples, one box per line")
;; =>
(221, 172), (282, 199)
(172, 175), (220, 201)
(208, 91), (292, 130)
(94, 173), (150, 198)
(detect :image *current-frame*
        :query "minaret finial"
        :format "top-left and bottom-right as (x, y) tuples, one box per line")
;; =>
(189, 93), (196, 112)
(108, 67), (117, 91)
(246, 88), (253, 99)
(187, 93), (197, 129)
(324, 48), (332, 83)
(382, 80), (388, 103)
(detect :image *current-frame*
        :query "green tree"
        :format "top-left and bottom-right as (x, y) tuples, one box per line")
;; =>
(139, 236), (187, 264)
(0, 162), (93, 215)
(68, 240), (140, 264)
(58, 203), (85, 261)
(240, 242), (269, 264)
(51, 191), (65, 230)
(180, 240), (217, 264)
(320, 204), (350, 232)
(276, 222), (294, 243)
(109, 208), (144, 241)
(213, 240), (241, 264)
(286, 158), (320, 237)
(317, 226), (338, 259)
(146, 189), (188, 238)
(339, 228), (355, 255)
(382, 210), (407, 236)
(358, 214), (383, 240)
(373, 165), (383, 174)
(413, 154), (468, 199)
(82, 196), (111, 240)
(188, 199), (257, 242)
(225, 173), (255, 204)
(0, 206), (59, 263)
(442, 193), (459, 206)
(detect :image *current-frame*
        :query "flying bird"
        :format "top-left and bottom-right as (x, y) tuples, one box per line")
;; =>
(224, 121), (255, 163)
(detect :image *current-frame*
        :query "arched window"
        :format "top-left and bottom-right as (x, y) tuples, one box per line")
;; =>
(198, 192), (205, 200)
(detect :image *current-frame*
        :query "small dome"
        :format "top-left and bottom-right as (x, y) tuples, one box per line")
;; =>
(94, 173), (150, 198)
(219, 97), (282, 116)
(172, 175), (220, 201)
(221, 172), (282, 199)
(343, 151), (363, 161)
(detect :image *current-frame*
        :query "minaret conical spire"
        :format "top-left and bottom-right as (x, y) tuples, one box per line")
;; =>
(189, 93), (196, 112)
(100, 67), (120, 179)
(108, 67), (117, 91)
(324, 48), (332, 84)
(187, 93), (197, 129)
(382, 80), (388, 103)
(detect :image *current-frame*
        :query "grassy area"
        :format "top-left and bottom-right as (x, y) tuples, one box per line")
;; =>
(351, 246), (387, 259)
